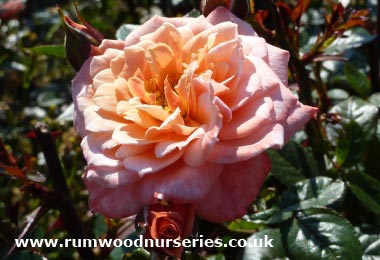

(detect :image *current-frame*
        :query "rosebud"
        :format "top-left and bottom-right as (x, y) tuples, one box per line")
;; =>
(0, 0), (25, 21)
(200, 0), (253, 19)
(57, 4), (104, 71)
(140, 204), (195, 258)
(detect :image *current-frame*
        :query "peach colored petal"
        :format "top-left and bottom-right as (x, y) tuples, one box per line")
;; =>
(72, 59), (94, 137)
(115, 143), (155, 158)
(124, 149), (184, 176)
(112, 125), (152, 145)
(283, 102), (318, 142)
(135, 104), (171, 121)
(219, 95), (274, 140)
(145, 108), (197, 139)
(90, 48), (122, 78)
(138, 160), (223, 205)
(98, 39), (125, 50)
(127, 76), (147, 102)
(209, 123), (284, 163)
(124, 15), (195, 47)
(122, 46), (149, 79)
(140, 22), (182, 57)
(154, 127), (204, 158)
(110, 53), (126, 76)
(123, 108), (162, 129)
(183, 15), (212, 35)
(114, 78), (131, 101)
(222, 57), (260, 111)
(239, 35), (269, 62)
(92, 68), (115, 90)
(183, 131), (211, 167)
(164, 83), (180, 112)
(81, 135), (121, 168)
(92, 83), (118, 112)
(206, 39), (244, 88)
(206, 6), (257, 36)
(83, 106), (125, 132)
(147, 43), (177, 87)
(84, 175), (143, 218)
(267, 44), (290, 86)
(214, 96), (232, 123)
(195, 153), (271, 222)
(183, 22), (237, 63)
(86, 165), (140, 188)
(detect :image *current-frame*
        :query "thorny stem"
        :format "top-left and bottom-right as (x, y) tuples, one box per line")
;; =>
(34, 123), (95, 260)
(270, 1), (327, 172)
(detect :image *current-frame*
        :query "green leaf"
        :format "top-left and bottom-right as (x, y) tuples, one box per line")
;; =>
(368, 92), (380, 106)
(329, 97), (378, 141)
(93, 215), (107, 238)
(225, 219), (262, 233)
(123, 248), (151, 260)
(207, 253), (225, 260)
(279, 177), (345, 212)
(243, 228), (288, 260)
(282, 207), (362, 260)
(247, 208), (293, 225)
(326, 97), (378, 156)
(116, 24), (140, 41)
(327, 88), (349, 102)
(357, 226), (380, 260)
(346, 172), (380, 215)
(324, 28), (376, 54)
(26, 45), (66, 57)
(185, 9), (201, 17)
(267, 141), (319, 187)
(344, 63), (371, 97)
(246, 208), (278, 223)
(335, 121), (367, 167)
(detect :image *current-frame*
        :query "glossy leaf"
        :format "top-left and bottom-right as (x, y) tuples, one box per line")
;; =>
(282, 207), (362, 260)
(247, 208), (293, 225)
(335, 121), (367, 167)
(225, 219), (262, 233)
(357, 226), (380, 260)
(116, 24), (140, 41)
(327, 97), (378, 144)
(279, 177), (345, 211)
(346, 172), (380, 215)
(207, 253), (225, 260)
(267, 141), (319, 187)
(123, 248), (151, 260)
(243, 228), (288, 260)
(344, 63), (371, 97)
(324, 28), (375, 55)
(26, 45), (66, 57)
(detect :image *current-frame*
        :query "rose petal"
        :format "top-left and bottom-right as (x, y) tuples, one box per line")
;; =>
(267, 44), (290, 86)
(209, 123), (284, 163)
(138, 160), (223, 204)
(195, 153), (271, 222)
(84, 173), (143, 218)
(206, 6), (257, 36)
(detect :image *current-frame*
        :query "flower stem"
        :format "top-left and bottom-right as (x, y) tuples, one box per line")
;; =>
(34, 122), (95, 259)
(270, 1), (326, 172)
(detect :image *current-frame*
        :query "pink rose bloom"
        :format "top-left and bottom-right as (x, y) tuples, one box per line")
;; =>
(73, 7), (316, 222)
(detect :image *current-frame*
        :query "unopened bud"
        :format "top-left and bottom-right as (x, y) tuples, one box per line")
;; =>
(57, 4), (104, 71)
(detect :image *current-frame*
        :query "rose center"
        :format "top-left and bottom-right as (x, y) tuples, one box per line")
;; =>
(157, 218), (181, 239)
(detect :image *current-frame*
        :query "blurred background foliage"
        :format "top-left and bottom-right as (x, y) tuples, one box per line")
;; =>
(0, 0), (379, 259)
